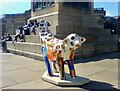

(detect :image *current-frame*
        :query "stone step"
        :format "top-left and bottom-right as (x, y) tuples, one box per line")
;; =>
(6, 41), (118, 59)
(11, 33), (118, 45)
(56, 34), (119, 43)
(75, 42), (118, 58)
(11, 35), (41, 43)
(7, 48), (43, 61)
(77, 42), (118, 53)
(25, 35), (40, 43)
(21, 25), (111, 37)
(7, 42), (42, 54)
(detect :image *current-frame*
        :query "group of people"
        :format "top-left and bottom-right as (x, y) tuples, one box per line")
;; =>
(1, 33), (13, 41)
(13, 19), (39, 42)
(1, 19), (50, 43)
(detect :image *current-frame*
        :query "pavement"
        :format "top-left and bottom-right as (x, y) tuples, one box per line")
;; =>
(0, 50), (120, 90)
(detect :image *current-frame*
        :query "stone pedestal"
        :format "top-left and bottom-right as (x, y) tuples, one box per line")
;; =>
(42, 71), (90, 86)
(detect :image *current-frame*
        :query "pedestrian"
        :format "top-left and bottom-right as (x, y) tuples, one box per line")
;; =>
(13, 27), (25, 42)
(13, 27), (21, 42)
(30, 25), (36, 35)
(34, 19), (39, 27)
(5, 33), (13, 41)
(19, 26), (25, 42)
(23, 23), (30, 35)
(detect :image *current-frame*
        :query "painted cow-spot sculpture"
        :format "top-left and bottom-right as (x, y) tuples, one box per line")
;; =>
(39, 19), (86, 80)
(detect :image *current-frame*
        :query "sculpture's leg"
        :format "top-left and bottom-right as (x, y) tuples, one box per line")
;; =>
(42, 46), (53, 76)
(67, 60), (76, 78)
(57, 55), (65, 80)
(52, 60), (58, 73)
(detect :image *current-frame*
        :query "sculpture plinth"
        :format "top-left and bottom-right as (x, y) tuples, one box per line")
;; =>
(42, 71), (90, 86)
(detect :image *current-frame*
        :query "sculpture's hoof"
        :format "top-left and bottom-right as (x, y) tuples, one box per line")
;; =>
(60, 77), (66, 80)
(48, 73), (53, 77)
(71, 76), (76, 79)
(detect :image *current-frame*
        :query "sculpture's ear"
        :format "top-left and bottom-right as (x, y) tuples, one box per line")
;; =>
(80, 37), (86, 43)
(62, 38), (68, 44)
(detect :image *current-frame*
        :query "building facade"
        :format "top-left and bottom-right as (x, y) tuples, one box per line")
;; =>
(94, 8), (106, 17)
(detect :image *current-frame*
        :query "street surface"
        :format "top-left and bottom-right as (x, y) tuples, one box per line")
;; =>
(0, 50), (120, 90)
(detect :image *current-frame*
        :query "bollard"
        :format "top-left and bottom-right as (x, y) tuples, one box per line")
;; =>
(1, 40), (7, 53)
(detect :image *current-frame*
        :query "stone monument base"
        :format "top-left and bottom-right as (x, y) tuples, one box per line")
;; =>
(42, 71), (90, 86)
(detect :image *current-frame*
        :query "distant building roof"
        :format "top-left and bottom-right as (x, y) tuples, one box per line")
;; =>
(94, 8), (106, 17)
(3, 9), (31, 18)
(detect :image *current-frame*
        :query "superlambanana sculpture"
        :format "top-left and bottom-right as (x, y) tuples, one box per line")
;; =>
(39, 19), (86, 80)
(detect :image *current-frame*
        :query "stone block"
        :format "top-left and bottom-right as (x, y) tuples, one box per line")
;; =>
(35, 44), (42, 54)
(25, 35), (40, 43)
(76, 43), (95, 53)
(95, 42), (112, 51)
(26, 43), (36, 53)
(14, 42), (20, 50)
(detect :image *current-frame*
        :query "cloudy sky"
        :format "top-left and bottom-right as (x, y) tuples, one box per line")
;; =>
(0, 0), (119, 17)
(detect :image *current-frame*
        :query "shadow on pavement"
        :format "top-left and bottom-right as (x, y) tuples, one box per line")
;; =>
(79, 80), (119, 91)
(75, 52), (120, 64)
(59, 80), (119, 91)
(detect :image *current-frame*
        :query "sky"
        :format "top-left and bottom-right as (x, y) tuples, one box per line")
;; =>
(94, 2), (118, 16)
(0, 0), (119, 17)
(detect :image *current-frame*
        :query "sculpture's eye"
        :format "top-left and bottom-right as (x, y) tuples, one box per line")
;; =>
(56, 45), (60, 49)
(71, 36), (75, 40)
(70, 42), (74, 46)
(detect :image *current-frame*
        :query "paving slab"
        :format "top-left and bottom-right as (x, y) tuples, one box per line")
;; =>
(3, 69), (42, 84)
(89, 70), (118, 84)
(5, 79), (55, 89)
(75, 63), (106, 77)
(2, 64), (25, 72)
(92, 59), (118, 69)
(0, 77), (17, 88)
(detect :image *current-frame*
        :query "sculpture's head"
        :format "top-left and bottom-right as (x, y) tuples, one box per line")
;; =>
(63, 34), (86, 49)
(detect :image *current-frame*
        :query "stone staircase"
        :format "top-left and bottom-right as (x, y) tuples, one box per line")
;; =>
(6, 10), (119, 60)
(7, 35), (43, 60)
(6, 26), (119, 61)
